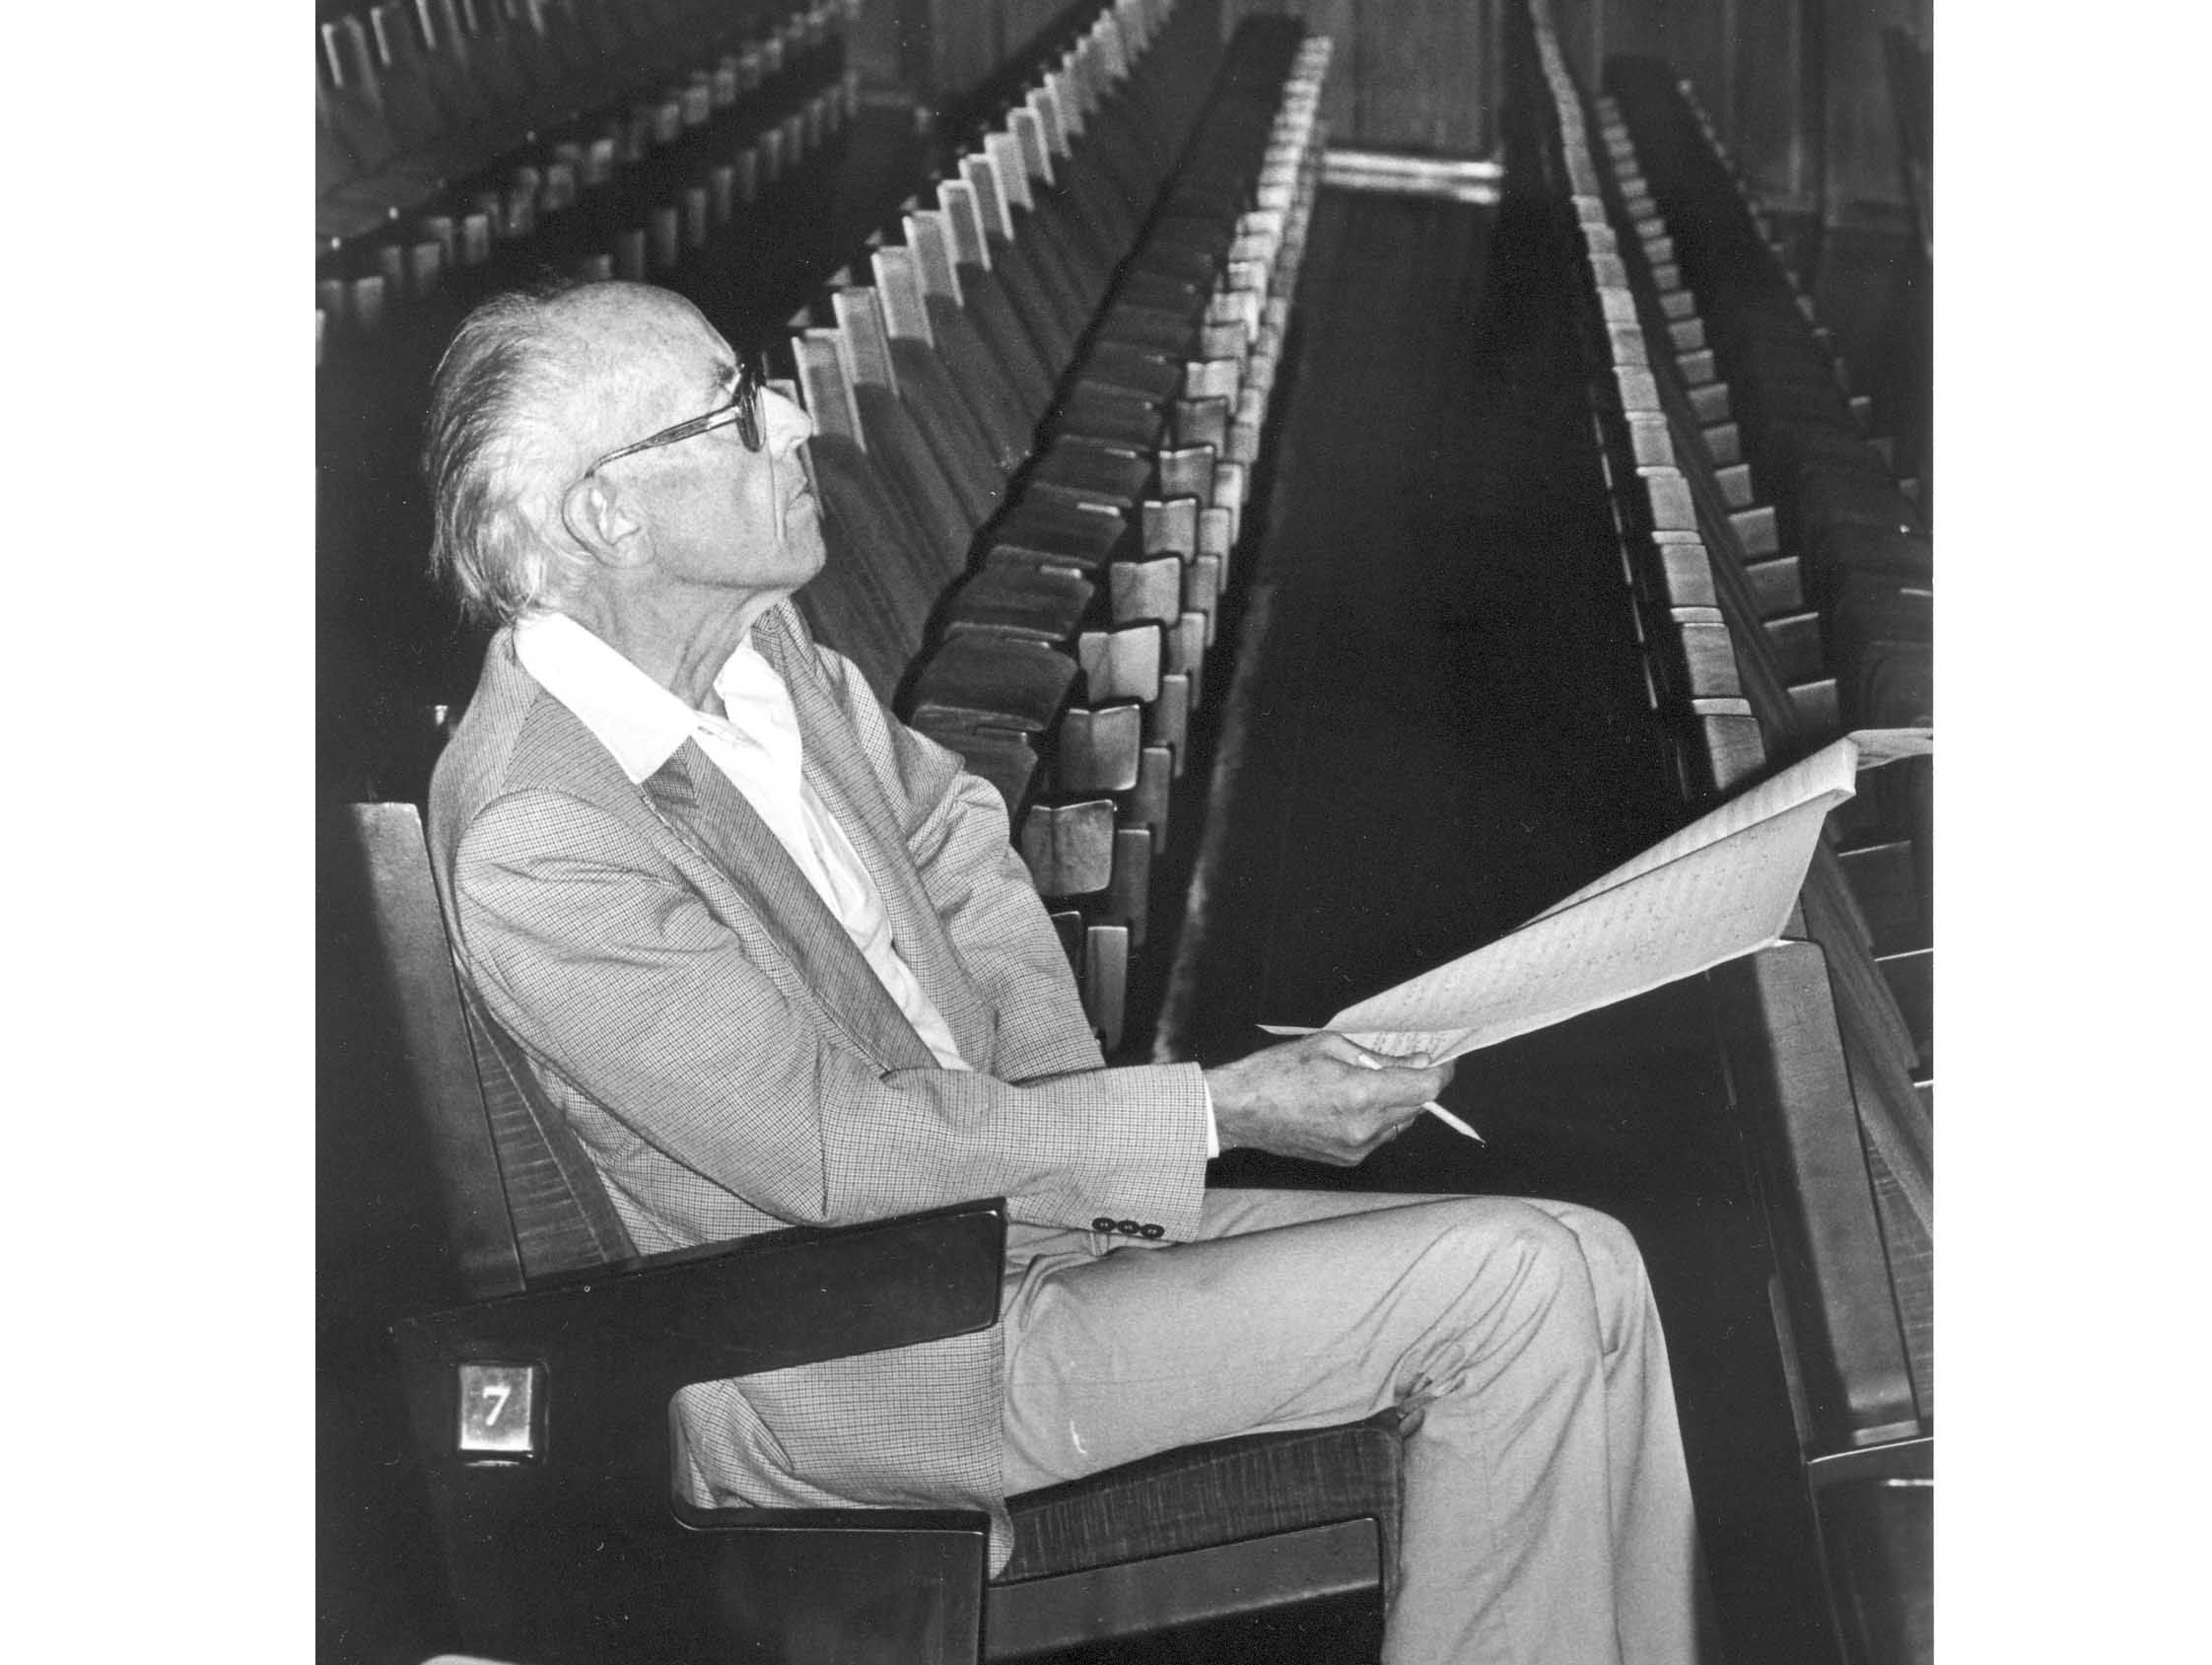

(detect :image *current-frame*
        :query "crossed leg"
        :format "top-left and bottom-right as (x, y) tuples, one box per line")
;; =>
(999, 1188), (1702, 1665)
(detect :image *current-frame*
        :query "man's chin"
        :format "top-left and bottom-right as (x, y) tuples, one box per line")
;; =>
(785, 526), (829, 588)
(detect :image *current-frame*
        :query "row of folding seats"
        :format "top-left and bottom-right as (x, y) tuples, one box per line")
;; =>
(317, 3), (868, 809)
(1649, 49), (1930, 1664)
(319, 0), (1334, 1054)
(314, 0), (1211, 788)
(773, 0), (1334, 1047)
(1586, 73), (1933, 1064)
(1513, 1), (1933, 1457)
(1511, 27), (1934, 1665)
(317, 0), (856, 343)
(1597, 60), (1932, 748)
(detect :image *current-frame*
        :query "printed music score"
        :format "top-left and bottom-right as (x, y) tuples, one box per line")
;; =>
(1267, 728), (1933, 1143)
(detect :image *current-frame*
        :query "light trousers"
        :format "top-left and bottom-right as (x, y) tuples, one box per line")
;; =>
(1000, 1188), (1703, 1665)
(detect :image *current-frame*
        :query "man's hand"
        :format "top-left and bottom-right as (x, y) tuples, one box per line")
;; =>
(1204, 1033), (1459, 1166)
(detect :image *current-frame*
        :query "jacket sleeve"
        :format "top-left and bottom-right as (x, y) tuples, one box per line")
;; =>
(449, 786), (1210, 1241)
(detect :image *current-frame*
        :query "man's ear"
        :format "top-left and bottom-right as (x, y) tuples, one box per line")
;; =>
(558, 474), (650, 570)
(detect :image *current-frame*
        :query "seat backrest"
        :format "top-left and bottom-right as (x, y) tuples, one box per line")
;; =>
(459, 976), (643, 1279)
(345, 801), (639, 1300)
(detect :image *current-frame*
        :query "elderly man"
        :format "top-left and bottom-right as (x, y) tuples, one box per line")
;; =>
(422, 279), (1701, 1665)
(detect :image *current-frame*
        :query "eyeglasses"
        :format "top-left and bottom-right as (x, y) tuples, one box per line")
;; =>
(584, 356), (766, 476)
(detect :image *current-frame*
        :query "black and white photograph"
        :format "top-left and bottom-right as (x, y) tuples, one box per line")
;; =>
(202, 1), (2186, 1661)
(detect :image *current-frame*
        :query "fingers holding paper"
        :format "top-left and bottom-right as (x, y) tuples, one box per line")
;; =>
(1204, 1033), (1457, 1167)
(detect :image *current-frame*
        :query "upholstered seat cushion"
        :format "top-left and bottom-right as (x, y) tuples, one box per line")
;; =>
(996, 1411), (1405, 1591)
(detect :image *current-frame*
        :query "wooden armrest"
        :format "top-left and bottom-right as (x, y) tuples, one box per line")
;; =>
(1026, 436), (1155, 509)
(392, 1202), (1009, 1659)
(395, 1198), (1009, 1390)
(1050, 383), (1167, 450)
(987, 498), (1138, 571)
(908, 633), (1079, 733)
(1709, 944), (1921, 1449)
(1086, 338), (1189, 394)
(943, 564), (1098, 644)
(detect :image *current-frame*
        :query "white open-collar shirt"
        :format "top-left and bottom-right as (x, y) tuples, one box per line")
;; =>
(515, 610), (973, 1073)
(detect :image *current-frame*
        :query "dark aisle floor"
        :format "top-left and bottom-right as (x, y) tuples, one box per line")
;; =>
(1156, 185), (1842, 1665)
(1165, 187), (1674, 1073)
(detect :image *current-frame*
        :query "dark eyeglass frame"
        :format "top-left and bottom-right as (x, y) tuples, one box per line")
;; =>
(584, 357), (766, 476)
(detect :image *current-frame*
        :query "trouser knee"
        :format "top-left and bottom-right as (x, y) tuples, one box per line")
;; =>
(1436, 1200), (1601, 1336)
(1547, 1202), (1655, 1352)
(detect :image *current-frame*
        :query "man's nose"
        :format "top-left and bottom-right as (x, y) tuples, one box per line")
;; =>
(761, 384), (814, 452)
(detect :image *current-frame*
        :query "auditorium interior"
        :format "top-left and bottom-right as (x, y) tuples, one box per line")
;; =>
(316, 1), (1944, 1660)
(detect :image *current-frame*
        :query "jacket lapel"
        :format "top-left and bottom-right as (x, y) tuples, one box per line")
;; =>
(489, 611), (996, 1075)
(756, 608), (999, 1068)
(638, 737), (938, 1074)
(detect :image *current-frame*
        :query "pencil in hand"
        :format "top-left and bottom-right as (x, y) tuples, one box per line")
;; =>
(1348, 1049), (1486, 1145)
(1418, 1100), (1486, 1145)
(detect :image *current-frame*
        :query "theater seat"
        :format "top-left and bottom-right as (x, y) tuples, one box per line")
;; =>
(343, 799), (1400, 1663)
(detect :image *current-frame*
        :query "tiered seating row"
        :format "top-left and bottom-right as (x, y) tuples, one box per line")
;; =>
(314, 0), (1180, 806)
(1509, 11), (1932, 1661)
(315, 9), (865, 819)
(1588, 68), (1932, 1063)
(1600, 61), (1932, 745)
(322, 0), (1337, 1063)
(317, 0), (858, 344)
(1540, 2), (1933, 1428)
(774, 0), (1333, 1048)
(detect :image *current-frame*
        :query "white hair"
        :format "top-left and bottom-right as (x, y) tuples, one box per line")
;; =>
(421, 282), (598, 625)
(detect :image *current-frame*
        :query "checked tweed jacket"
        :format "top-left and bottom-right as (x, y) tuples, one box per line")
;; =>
(427, 601), (1211, 1560)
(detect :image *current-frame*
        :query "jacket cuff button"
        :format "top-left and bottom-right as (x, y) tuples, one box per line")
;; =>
(1140, 1223), (1164, 1240)
(1115, 1218), (1141, 1236)
(1092, 1216), (1117, 1233)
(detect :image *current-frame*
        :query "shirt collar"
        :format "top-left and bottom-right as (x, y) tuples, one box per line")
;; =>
(513, 611), (792, 786)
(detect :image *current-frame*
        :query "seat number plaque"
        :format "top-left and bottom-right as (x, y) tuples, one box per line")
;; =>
(455, 1361), (543, 1459)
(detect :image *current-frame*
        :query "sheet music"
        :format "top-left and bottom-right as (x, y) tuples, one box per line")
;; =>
(1262, 728), (1930, 1064)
